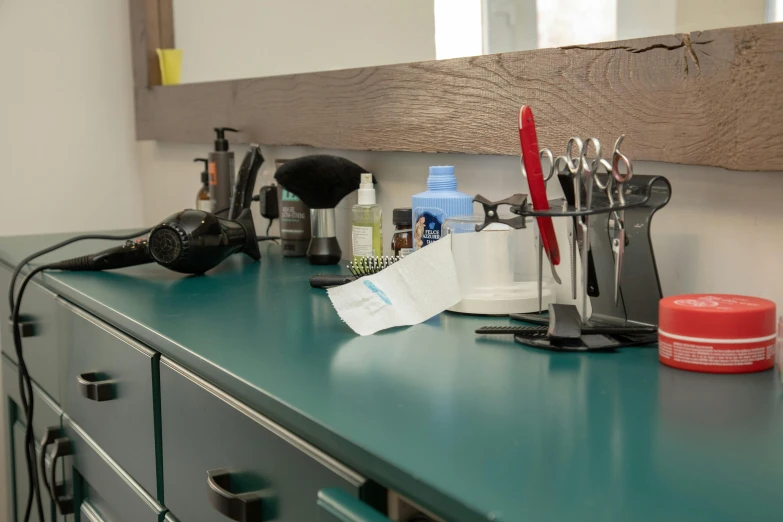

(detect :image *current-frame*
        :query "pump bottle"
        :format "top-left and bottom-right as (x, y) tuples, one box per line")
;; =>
(194, 158), (211, 212)
(208, 127), (238, 214)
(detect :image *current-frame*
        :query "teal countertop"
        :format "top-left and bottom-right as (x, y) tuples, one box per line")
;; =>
(2, 233), (782, 522)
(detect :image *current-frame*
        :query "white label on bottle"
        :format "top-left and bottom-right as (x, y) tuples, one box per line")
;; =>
(399, 248), (413, 258)
(197, 200), (212, 212)
(352, 226), (374, 257)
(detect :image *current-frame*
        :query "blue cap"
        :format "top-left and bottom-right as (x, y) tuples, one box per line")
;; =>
(429, 166), (455, 176)
(427, 165), (457, 190)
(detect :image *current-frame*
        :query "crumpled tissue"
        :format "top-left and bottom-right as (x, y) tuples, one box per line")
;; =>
(327, 236), (461, 335)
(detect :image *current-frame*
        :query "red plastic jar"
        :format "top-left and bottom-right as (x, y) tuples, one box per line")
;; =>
(658, 294), (776, 373)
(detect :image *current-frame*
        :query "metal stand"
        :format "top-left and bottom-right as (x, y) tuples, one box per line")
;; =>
(474, 174), (672, 351)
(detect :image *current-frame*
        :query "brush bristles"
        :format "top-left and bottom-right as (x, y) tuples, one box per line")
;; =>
(348, 256), (401, 278)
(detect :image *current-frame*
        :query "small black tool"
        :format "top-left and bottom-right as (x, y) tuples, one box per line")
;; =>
(258, 184), (279, 220)
(309, 274), (357, 288)
(478, 303), (659, 351)
(547, 303), (583, 340)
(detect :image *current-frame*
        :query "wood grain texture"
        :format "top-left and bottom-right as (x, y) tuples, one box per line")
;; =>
(157, 0), (175, 49)
(128, 0), (151, 89)
(134, 22), (783, 171)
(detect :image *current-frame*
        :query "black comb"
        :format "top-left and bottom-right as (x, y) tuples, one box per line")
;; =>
(476, 324), (656, 335)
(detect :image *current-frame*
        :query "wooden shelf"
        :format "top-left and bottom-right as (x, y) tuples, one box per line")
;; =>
(129, 2), (783, 171)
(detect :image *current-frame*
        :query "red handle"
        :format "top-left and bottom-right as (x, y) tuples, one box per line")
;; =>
(518, 106), (560, 265)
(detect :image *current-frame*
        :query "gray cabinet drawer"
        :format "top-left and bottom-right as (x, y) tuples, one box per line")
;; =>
(160, 357), (372, 522)
(3, 354), (62, 440)
(63, 416), (165, 522)
(57, 298), (159, 499)
(1, 267), (61, 401)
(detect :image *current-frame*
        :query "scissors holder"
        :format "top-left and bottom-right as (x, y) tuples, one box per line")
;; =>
(474, 174), (672, 351)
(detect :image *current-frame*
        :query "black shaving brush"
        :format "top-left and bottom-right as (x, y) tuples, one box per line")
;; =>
(274, 155), (368, 265)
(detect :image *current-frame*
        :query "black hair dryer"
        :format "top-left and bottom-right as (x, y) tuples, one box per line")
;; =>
(147, 207), (259, 273)
(55, 147), (264, 275)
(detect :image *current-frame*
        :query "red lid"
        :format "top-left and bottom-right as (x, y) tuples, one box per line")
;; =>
(659, 294), (776, 340)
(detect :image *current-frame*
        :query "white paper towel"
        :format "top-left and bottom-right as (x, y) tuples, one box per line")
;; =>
(327, 236), (462, 335)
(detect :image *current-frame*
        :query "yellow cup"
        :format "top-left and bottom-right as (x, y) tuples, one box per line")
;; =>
(156, 48), (183, 86)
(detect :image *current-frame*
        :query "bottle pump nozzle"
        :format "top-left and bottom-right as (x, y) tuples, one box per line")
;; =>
(213, 127), (238, 152)
(194, 158), (209, 184)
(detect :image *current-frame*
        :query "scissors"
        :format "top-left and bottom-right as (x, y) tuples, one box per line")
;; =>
(561, 137), (602, 323)
(540, 138), (603, 323)
(523, 149), (564, 313)
(594, 135), (633, 306)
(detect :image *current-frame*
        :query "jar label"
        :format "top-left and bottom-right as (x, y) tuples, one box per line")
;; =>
(413, 209), (444, 250)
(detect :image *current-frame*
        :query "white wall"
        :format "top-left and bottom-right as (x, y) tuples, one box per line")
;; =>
(483, 0), (539, 53)
(0, 1), (144, 237)
(617, 0), (677, 40)
(173, 0), (436, 83)
(676, 0), (766, 33)
(0, 1), (146, 515)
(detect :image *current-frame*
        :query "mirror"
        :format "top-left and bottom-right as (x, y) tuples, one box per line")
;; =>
(171, 0), (781, 85)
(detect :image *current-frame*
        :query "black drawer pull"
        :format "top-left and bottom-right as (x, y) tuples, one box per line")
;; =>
(40, 426), (60, 499)
(77, 372), (117, 401)
(9, 315), (37, 337)
(45, 435), (74, 515)
(207, 469), (273, 522)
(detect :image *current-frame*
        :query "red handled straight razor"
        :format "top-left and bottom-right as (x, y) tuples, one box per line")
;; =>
(518, 105), (560, 265)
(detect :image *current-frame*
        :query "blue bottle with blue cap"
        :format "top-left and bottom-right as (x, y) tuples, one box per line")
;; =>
(412, 166), (473, 250)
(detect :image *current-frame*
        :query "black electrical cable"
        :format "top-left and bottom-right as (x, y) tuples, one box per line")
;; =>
(14, 264), (53, 522)
(10, 225), (272, 521)
(8, 229), (152, 313)
(7, 229), (151, 522)
(265, 219), (273, 236)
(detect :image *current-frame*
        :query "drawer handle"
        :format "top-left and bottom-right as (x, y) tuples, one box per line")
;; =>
(77, 372), (117, 402)
(317, 488), (391, 522)
(207, 469), (273, 522)
(9, 315), (37, 337)
(44, 435), (74, 515)
(40, 427), (61, 502)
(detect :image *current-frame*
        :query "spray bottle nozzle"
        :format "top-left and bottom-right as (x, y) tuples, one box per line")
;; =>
(357, 172), (376, 205)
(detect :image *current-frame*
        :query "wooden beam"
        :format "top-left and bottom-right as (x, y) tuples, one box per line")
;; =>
(134, 22), (783, 171)
(157, 0), (175, 49)
(128, 0), (152, 89)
